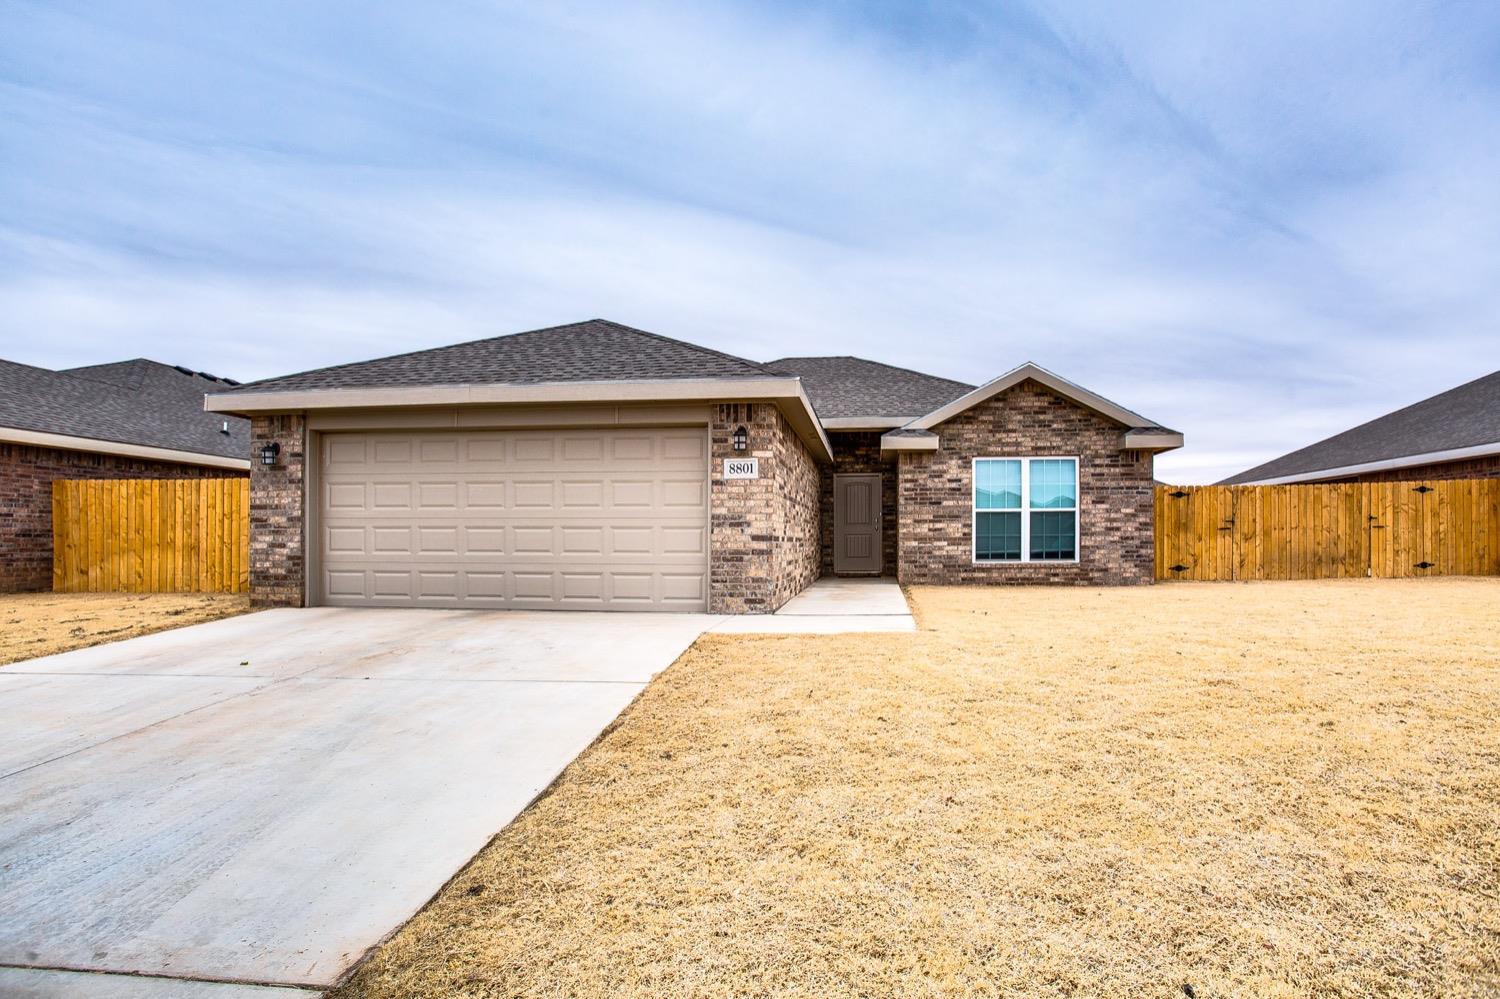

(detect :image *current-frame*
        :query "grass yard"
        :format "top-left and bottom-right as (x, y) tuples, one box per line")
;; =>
(0, 591), (250, 665)
(337, 580), (1500, 999)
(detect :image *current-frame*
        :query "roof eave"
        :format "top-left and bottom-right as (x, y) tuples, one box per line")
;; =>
(0, 425), (250, 471)
(1231, 440), (1500, 485)
(1123, 430), (1185, 452)
(820, 416), (922, 430)
(205, 376), (834, 463)
(879, 431), (939, 452)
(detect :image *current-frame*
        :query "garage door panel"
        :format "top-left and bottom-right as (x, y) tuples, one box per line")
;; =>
(320, 429), (708, 611)
(663, 480), (706, 507)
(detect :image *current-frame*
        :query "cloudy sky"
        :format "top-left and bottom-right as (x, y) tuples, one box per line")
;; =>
(3, 1), (1497, 481)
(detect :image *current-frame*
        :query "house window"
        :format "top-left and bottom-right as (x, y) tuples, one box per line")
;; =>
(973, 457), (1078, 562)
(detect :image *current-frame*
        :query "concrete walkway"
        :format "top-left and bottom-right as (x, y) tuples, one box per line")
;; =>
(710, 577), (916, 633)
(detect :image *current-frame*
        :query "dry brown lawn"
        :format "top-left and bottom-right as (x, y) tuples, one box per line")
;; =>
(0, 591), (250, 665)
(337, 580), (1500, 999)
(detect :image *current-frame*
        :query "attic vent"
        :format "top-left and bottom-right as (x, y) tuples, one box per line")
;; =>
(173, 364), (194, 376)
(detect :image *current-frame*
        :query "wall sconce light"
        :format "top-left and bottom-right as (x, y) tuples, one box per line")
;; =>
(732, 425), (748, 451)
(258, 441), (281, 466)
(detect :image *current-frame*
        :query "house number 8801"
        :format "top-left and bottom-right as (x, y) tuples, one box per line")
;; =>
(724, 458), (759, 479)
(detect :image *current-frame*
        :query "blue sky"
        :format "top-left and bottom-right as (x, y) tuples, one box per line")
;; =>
(3, 1), (1498, 481)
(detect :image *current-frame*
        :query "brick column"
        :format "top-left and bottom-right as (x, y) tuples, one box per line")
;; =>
(709, 403), (820, 613)
(249, 415), (307, 607)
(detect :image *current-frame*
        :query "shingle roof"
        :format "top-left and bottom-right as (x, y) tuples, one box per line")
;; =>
(762, 356), (973, 420)
(1222, 369), (1500, 483)
(0, 358), (249, 461)
(225, 319), (775, 393)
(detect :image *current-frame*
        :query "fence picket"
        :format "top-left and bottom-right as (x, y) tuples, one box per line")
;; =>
(51, 478), (250, 594)
(1157, 481), (1500, 581)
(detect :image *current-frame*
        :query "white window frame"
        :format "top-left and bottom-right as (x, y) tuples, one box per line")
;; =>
(971, 456), (1080, 565)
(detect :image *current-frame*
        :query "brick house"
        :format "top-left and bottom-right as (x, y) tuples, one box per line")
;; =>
(1223, 368), (1500, 484)
(0, 359), (251, 592)
(205, 320), (1182, 612)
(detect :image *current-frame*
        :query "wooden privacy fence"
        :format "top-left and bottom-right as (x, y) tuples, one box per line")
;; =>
(1155, 480), (1500, 581)
(52, 478), (251, 593)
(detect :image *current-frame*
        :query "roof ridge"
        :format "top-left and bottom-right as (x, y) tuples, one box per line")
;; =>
(588, 319), (774, 375)
(767, 354), (973, 387)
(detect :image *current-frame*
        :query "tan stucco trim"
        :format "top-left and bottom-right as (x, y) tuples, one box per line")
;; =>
(0, 426), (250, 471)
(1123, 430), (1185, 451)
(821, 416), (921, 430)
(879, 434), (940, 452)
(1236, 440), (1500, 484)
(208, 377), (796, 413)
(905, 362), (1167, 435)
(208, 377), (834, 462)
(306, 402), (712, 432)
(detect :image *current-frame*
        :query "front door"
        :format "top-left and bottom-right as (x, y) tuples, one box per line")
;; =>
(833, 473), (882, 574)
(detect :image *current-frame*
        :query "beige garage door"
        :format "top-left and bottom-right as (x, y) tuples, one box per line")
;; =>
(318, 428), (709, 611)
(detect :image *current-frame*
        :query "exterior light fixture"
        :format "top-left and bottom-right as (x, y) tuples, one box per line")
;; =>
(732, 425), (748, 451)
(258, 441), (281, 466)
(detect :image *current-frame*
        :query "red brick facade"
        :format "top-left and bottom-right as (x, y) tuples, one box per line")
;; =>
(0, 442), (244, 593)
(896, 381), (1155, 585)
(709, 402), (821, 613)
(821, 431), (898, 575)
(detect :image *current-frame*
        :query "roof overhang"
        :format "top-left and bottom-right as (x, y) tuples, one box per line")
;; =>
(1123, 429), (1185, 451)
(0, 426), (250, 471)
(879, 431), (939, 452)
(820, 416), (922, 430)
(206, 376), (834, 463)
(1234, 440), (1500, 485)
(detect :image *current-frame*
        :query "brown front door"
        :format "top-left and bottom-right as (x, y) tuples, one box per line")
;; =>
(833, 473), (882, 574)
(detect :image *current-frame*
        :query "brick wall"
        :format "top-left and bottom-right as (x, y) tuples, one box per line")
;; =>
(821, 431), (898, 575)
(0, 442), (243, 593)
(249, 415), (307, 608)
(1325, 453), (1500, 483)
(709, 402), (820, 613)
(897, 380), (1155, 585)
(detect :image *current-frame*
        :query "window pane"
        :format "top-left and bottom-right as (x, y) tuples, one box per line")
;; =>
(976, 511), (1021, 560)
(1029, 458), (1077, 509)
(1029, 511), (1076, 560)
(975, 459), (1021, 510)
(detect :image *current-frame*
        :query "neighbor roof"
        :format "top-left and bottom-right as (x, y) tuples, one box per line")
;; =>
(763, 356), (973, 421)
(225, 319), (775, 394)
(1222, 369), (1500, 484)
(0, 358), (249, 462)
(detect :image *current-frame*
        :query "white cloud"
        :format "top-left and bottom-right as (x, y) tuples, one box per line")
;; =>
(2, 0), (1498, 482)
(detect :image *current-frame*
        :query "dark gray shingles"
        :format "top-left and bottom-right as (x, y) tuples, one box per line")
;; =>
(1221, 369), (1500, 483)
(763, 356), (973, 420)
(224, 319), (775, 393)
(0, 358), (249, 461)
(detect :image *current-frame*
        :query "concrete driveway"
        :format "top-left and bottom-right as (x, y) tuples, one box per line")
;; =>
(0, 608), (717, 996)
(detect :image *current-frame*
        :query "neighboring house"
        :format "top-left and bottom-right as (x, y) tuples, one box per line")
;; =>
(0, 359), (251, 592)
(1223, 369), (1500, 485)
(205, 319), (1182, 613)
